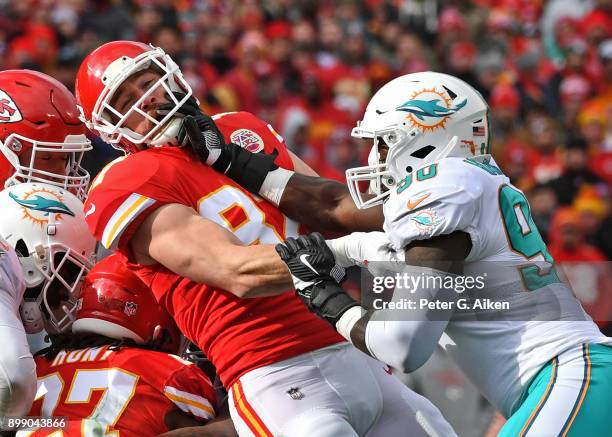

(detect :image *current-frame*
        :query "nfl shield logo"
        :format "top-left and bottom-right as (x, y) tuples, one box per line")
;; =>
(287, 387), (304, 400)
(124, 301), (138, 317)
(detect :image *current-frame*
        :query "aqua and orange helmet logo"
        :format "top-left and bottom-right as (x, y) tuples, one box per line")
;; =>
(391, 88), (467, 132)
(10, 187), (74, 227)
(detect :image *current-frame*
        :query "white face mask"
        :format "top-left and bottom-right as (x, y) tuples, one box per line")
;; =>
(85, 46), (193, 152)
(1, 133), (91, 200)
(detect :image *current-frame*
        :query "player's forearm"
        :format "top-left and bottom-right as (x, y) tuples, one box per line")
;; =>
(338, 267), (459, 372)
(348, 312), (448, 373)
(178, 243), (292, 298)
(136, 205), (293, 298)
(221, 244), (293, 298)
(278, 173), (384, 234)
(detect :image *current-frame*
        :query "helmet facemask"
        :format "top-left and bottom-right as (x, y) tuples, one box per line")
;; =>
(19, 237), (92, 334)
(0, 133), (91, 201)
(86, 47), (193, 152)
(346, 124), (421, 209)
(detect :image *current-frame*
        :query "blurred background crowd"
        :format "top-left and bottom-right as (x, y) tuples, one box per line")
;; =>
(1, 1), (610, 433)
(1, 0), (610, 308)
(1, 0), (610, 264)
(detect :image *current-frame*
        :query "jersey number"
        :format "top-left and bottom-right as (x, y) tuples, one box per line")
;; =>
(197, 185), (298, 244)
(34, 368), (139, 436)
(499, 185), (559, 291)
(396, 164), (438, 193)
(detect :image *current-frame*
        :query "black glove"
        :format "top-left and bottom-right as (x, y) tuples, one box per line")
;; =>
(158, 92), (279, 194)
(276, 233), (358, 326)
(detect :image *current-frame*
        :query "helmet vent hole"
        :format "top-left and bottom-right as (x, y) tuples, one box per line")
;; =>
(15, 239), (29, 257)
(16, 81), (31, 88)
(410, 145), (436, 159)
(406, 166), (413, 173)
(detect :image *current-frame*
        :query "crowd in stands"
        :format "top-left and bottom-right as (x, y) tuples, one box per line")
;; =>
(1, 0), (610, 322)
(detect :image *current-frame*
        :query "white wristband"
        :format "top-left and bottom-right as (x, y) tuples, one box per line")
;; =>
(259, 167), (294, 206)
(335, 305), (365, 342)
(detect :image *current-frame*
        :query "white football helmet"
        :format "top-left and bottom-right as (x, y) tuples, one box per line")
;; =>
(0, 182), (96, 333)
(347, 72), (490, 208)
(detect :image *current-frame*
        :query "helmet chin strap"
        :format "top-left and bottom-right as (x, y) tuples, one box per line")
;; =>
(149, 117), (182, 147)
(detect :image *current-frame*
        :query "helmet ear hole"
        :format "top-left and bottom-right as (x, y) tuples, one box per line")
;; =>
(406, 166), (413, 173)
(15, 238), (29, 257)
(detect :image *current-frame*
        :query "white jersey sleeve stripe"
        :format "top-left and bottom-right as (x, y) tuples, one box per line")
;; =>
(266, 123), (284, 143)
(164, 386), (215, 420)
(101, 194), (155, 250)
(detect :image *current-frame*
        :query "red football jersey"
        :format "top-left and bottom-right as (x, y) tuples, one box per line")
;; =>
(25, 346), (216, 436)
(84, 112), (343, 387)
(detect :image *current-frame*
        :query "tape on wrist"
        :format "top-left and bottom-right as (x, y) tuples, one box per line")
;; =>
(259, 167), (294, 206)
(335, 305), (365, 342)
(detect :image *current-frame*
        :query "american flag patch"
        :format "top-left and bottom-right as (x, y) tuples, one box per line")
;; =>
(473, 126), (485, 136)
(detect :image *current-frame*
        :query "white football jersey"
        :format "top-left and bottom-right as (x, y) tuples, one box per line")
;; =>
(383, 156), (611, 416)
(0, 237), (25, 313)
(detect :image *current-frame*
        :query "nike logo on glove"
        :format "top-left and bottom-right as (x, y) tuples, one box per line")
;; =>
(300, 254), (320, 275)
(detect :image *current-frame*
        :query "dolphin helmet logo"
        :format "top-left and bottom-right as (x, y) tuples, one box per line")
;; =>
(10, 192), (75, 216)
(10, 187), (75, 227)
(379, 87), (467, 132)
(396, 98), (467, 120)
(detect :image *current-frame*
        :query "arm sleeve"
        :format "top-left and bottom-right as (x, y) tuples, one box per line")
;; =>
(164, 362), (217, 422)
(365, 267), (459, 373)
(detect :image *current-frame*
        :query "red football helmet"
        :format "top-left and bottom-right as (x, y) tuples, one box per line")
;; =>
(75, 40), (193, 154)
(72, 252), (181, 353)
(0, 70), (92, 200)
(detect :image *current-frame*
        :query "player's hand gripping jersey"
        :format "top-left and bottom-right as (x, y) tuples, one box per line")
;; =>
(85, 112), (343, 387)
(382, 155), (611, 416)
(23, 346), (216, 436)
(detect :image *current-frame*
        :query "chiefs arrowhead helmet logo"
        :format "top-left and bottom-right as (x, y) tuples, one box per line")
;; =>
(0, 90), (22, 123)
